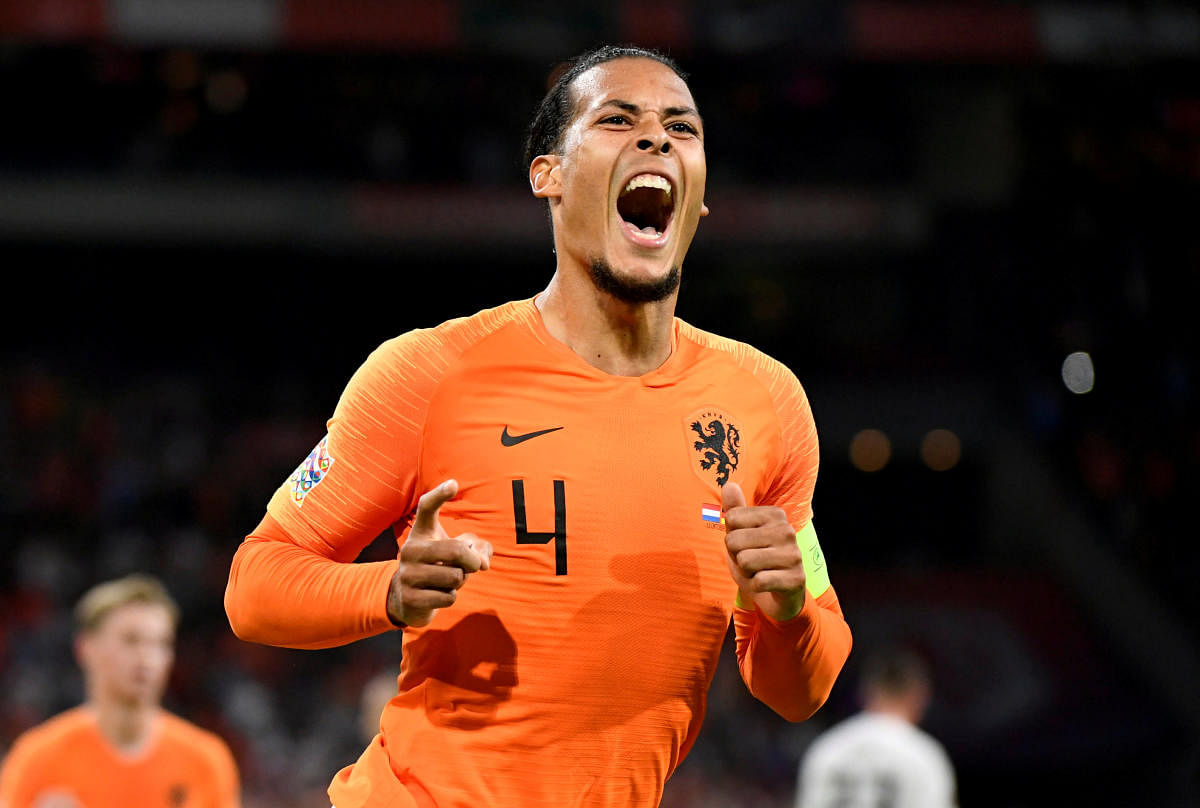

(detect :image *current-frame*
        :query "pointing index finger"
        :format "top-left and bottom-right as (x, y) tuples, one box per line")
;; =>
(412, 479), (458, 536)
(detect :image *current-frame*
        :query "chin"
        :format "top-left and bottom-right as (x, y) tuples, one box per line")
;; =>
(118, 684), (164, 706)
(589, 256), (681, 305)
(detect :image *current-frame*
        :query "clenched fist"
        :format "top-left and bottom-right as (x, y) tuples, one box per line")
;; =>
(722, 481), (806, 622)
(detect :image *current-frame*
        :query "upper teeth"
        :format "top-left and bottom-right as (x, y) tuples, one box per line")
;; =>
(624, 174), (672, 196)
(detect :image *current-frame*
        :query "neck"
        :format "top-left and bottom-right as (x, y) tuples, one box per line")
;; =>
(536, 269), (677, 377)
(865, 694), (922, 725)
(89, 696), (157, 754)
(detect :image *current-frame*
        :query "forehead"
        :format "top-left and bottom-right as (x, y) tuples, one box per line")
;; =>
(568, 57), (697, 115)
(94, 601), (174, 635)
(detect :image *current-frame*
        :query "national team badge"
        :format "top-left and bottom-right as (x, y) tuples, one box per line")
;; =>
(290, 435), (334, 507)
(684, 407), (742, 487)
(700, 503), (725, 530)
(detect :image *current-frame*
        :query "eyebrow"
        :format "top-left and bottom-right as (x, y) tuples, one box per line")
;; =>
(598, 99), (703, 124)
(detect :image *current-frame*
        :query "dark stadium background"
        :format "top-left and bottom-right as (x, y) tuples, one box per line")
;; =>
(2, 2), (1198, 806)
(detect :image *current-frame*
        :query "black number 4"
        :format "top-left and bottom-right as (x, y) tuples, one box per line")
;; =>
(511, 479), (567, 575)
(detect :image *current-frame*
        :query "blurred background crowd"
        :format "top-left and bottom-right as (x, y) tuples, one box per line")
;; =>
(2, 1), (1198, 806)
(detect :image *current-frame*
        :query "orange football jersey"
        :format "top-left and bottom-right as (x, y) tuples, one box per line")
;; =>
(0, 707), (239, 808)
(225, 299), (851, 808)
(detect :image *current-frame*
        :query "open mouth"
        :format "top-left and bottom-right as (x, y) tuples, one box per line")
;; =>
(617, 174), (674, 241)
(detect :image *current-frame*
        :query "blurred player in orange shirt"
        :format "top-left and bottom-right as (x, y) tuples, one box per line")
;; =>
(226, 44), (852, 808)
(0, 575), (240, 808)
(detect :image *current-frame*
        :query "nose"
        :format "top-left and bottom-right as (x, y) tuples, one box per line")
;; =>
(636, 131), (670, 155)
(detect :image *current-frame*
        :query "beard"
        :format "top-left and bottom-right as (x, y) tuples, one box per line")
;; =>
(588, 258), (681, 304)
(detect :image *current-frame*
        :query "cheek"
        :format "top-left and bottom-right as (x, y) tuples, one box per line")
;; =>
(675, 195), (705, 234)
(689, 167), (707, 206)
(563, 168), (598, 208)
(563, 143), (612, 204)
(561, 175), (611, 237)
(119, 651), (143, 675)
(98, 654), (130, 684)
(145, 645), (173, 671)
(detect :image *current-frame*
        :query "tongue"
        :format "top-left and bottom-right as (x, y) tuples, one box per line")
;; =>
(638, 224), (659, 236)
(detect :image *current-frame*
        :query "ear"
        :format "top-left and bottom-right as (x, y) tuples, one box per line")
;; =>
(529, 155), (563, 199)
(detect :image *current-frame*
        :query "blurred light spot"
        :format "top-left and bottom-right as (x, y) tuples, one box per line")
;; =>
(920, 429), (961, 471)
(1061, 351), (1095, 394)
(206, 70), (248, 114)
(849, 428), (891, 472)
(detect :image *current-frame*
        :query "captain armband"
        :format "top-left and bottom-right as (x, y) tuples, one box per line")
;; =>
(796, 521), (831, 598)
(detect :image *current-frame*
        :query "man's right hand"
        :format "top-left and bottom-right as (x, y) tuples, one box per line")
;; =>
(387, 479), (492, 628)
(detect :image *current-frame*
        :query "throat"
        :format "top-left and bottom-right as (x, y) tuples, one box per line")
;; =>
(534, 278), (677, 378)
(91, 701), (157, 755)
(582, 340), (671, 377)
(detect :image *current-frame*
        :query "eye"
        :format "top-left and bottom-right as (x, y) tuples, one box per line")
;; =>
(668, 121), (699, 136)
(600, 115), (631, 126)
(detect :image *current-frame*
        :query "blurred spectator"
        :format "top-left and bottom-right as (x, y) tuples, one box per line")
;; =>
(358, 668), (399, 745)
(795, 646), (956, 808)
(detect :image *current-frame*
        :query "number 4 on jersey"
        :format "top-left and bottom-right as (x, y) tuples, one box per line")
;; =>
(511, 479), (567, 575)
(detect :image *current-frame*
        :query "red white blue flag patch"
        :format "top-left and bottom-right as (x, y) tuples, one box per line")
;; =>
(701, 503), (724, 528)
(290, 435), (334, 507)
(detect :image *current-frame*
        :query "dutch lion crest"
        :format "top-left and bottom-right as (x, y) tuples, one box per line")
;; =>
(686, 408), (741, 487)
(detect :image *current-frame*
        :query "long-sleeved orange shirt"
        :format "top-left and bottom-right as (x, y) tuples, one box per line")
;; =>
(0, 707), (240, 808)
(225, 299), (851, 808)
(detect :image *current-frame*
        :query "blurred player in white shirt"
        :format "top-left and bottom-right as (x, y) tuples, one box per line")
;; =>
(795, 646), (957, 808)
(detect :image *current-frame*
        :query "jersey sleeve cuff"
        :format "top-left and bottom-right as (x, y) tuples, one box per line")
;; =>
(373, 558), (403, 631)
(733, 589), (819, 630)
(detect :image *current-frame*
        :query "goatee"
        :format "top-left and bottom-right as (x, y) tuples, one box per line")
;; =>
(589, 258), (681, 304)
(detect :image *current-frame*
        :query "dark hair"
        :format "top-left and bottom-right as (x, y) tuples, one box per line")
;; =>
(859, 646), (931, 697)
(522, 45), (688, 169)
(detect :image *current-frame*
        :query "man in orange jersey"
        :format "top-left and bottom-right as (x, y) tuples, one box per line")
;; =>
(225, 44), (852, 808)
(0, 575), (240, 808)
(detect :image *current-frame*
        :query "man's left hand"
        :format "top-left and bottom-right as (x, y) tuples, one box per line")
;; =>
(722, 481), (806, 622)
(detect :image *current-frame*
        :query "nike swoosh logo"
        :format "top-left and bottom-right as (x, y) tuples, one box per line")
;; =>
(501, 425), (564, 446)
